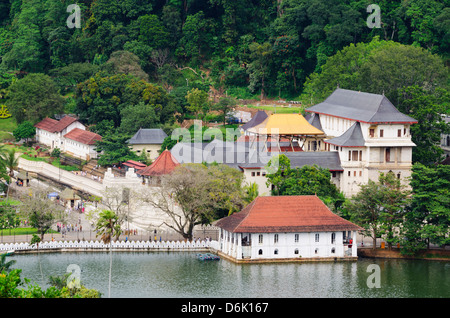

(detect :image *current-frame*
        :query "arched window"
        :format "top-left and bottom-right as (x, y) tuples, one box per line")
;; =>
(331, 248), (335, 254)
(315, 248), (319, 254)
(274, 249), (278, 255)
(294, 248), (299, 255)
(258, 249), (263, 255)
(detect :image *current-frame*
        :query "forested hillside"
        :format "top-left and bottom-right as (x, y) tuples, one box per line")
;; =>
(0, 0), (449, 164)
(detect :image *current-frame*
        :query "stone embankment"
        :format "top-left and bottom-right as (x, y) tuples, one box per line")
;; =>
(358, 247), (450, 261)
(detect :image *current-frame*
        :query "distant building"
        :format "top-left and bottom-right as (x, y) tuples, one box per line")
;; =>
(306, 88), (418, 196)
(63, 128), (102, 160)
(440, 115), (450, 158)
(138, 149), (179, 186)
(35, 116), (84, 150)
(215, 195), (362, 262)
(127, 128), (168, 160)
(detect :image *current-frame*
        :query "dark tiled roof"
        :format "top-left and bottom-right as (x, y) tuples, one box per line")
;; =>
(216, 195), (363, 233)
(240, 151), (343, 171)
(127, 128), (168, 145)
(325, 122), (365, 148)
(308, 113), (323, 131)
(306, 88), (418, 124)
(240, 110), (268, 131)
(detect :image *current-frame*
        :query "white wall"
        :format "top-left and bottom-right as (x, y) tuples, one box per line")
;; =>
(219, 230), (357, 260)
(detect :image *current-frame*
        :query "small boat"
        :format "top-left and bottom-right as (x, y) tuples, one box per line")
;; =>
(196, 253), (220, 261)
(0, 250), (14, 256)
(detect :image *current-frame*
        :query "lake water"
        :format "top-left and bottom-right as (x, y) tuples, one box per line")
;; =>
(10, 251), (450, 298)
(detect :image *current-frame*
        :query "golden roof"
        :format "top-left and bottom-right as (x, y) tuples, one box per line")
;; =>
(247, 114), (324, 135)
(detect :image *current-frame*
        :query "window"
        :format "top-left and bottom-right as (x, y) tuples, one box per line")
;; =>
(369, 129), (375, 137)
(359, 171), (362, 177)
(256, 171), (260, 176)
(315, 248), (319, 254)
(331, 248), (336, 254)
(258, 235), (263, 244)
(315, 234), (319, 242)
(274, 234), (278, 244)
(385, 148), (391, 162)
(294, 234), (299, 243)
(380, 129), (384, 137)
(398, 129), (401, 137)
(294, 248), (299, 255)
(274, 249), (278, 255)
(352, 151), (359, 161)
(331, 233), (336, 244)
(348, 171), (351, 177)
(258, 249), (263, 255)
(251, 172), (255, 177)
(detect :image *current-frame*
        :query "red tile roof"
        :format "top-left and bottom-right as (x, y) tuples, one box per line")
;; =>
(138, 149), (179, 176)
(63, 128), (102, 145)
(123, 160), (147, 170)
(34, 117), (58, 132)
(35, 116), (78, 133)
(216, 195), (363, 233)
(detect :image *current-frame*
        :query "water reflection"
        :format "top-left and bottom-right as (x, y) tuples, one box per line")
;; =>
(10, 252), (449, 298)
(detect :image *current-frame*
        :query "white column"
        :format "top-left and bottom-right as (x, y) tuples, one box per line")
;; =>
(352, 231), (357, 257)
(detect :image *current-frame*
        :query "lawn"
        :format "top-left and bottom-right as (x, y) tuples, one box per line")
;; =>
(0, 117), (17, 142)
(0, 227), (58, 236)
(245, 104), (304, 114)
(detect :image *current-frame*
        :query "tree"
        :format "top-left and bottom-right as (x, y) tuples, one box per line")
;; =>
(185, 88), (210, 119)
(345, 172), (410, 250)
(144, 163), (245, 240)
(266, 154), (344, 212)
(247, 41), (272, 101)
(6, 73), (64, 124)
(401, 164), (450, 255)
(119, 102), (159, 135)
(0, 148), (19, 199)
(19, 190), (64, 241)
(95, 132), (139, 166)
(213, 96), (237, 126)
(95, 209), (122, 298)
(13, 121), (35, 144)
(394, 86), (450, 165)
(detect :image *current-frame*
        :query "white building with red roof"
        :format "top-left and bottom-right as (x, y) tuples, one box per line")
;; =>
(35, 115), (84, 150)
(215, 195), (362, 262)
(63, 128), (102, 160)
(34, 116), (102, 160)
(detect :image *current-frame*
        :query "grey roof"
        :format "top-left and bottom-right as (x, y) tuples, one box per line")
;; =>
(171, 140), (343, 172)
(308, 113), (323, 131)
(325, 122), (365, 147)
(127, 128), (168, 145)
(241, 111), (268, 130)
(239, 151), (343, 171)
(306, 88), (418, 124)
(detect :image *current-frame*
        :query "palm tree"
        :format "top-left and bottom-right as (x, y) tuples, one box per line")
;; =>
(95, 209), (122, 298)
(1, 148), (19, 199)
(0, 253), (16, 273)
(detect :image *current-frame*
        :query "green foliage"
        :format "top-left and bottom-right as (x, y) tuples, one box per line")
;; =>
(401, 164), (450, 255)
(6, 73), (64, 124)
(12, 121), (35, 142)
(266, 154), (344, 212)
(95, 133), (139, 166)
(345, 172), (410, 250)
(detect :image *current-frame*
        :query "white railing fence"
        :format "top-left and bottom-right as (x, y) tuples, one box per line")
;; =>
(0, 239), (219, 252)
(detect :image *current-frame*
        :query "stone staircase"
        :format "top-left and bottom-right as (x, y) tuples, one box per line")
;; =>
(82, 160), (107, 178)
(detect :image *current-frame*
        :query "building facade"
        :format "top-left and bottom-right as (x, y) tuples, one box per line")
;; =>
(306, 88), (418, 196)
(215, 196), (362, 262)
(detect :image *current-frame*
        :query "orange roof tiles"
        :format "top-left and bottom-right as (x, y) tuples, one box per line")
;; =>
(35, 116), (78, 133)
(138, 149), (179, 176)
(216, 195), (362, 233)
(63, 128), (102, 145)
